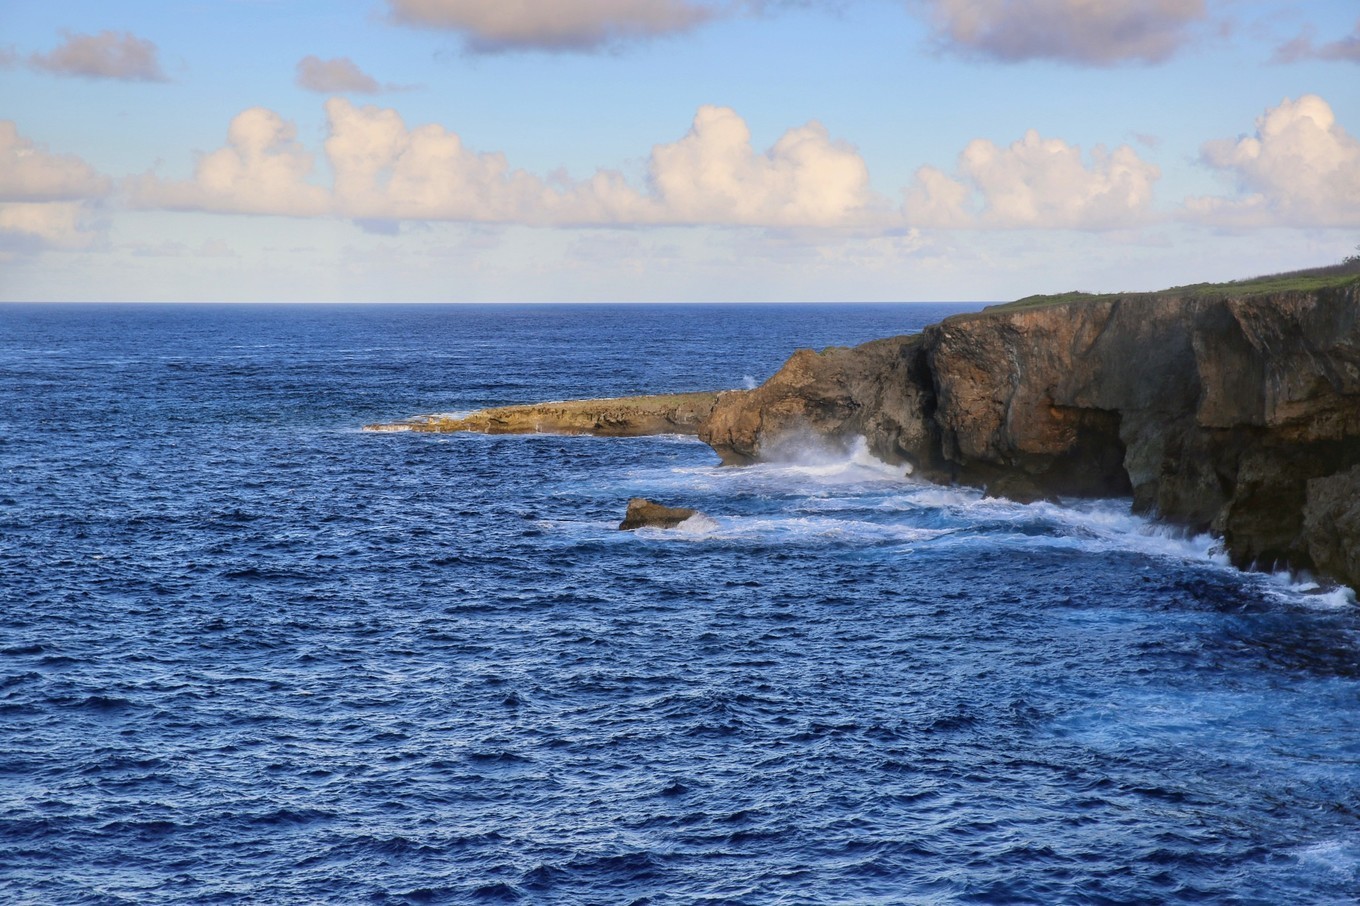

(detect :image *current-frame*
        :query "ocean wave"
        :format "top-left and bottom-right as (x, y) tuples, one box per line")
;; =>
(611, 437), (1356, 611)
(7, 304), (1358, 906)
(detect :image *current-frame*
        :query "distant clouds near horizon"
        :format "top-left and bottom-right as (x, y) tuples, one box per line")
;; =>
(13, 86), (1358, 233)
(1, 1), (1357, 302)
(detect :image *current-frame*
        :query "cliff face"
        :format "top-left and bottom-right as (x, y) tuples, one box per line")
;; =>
(699, 286), (1360, 587)
(697, 335), (940, 469)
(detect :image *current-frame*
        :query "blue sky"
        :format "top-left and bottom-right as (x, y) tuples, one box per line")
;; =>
(2, 0), (1358, 301)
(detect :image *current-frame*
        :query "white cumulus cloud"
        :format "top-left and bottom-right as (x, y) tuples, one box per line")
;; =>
(130, 108), (331, 216)
(323, 98), (558, 222)
(0, 122), (109, 256)
(905, 130), (1160, 229)
(921, 0), (1207, 65)
(646, 105), (877, 227)
(1188, 95), (1360, 228)
(384, 0), (719, 51)
(132, 100), (882, 229)
(0, 121), (110, 202)
(29, 30), (168, 82)
(0, 202), (102, 252)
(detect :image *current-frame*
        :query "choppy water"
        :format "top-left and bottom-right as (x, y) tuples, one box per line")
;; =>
(2, 303), (1358, 905)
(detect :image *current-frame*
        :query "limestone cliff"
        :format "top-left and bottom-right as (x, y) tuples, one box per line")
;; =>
(699, 284), (1360, 587)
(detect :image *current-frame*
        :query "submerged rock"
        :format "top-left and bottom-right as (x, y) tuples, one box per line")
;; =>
(618, 498), (699, 531)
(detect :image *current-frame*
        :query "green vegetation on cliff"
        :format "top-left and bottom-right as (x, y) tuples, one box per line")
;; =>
(993, 258), (1360, 313)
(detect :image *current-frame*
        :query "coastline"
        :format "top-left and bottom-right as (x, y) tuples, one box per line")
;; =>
(369, 274), (1360, 590)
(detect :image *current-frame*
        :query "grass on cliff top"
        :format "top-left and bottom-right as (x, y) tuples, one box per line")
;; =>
(991, 259), (1360, 312)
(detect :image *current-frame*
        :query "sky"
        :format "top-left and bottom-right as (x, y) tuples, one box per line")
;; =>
(1, 0), (1358, 302)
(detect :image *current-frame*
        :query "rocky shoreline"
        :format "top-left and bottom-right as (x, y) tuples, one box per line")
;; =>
(371, 281), (1360, 590)
(702, 284), (1360, 589)
(363, 391), (721, 437)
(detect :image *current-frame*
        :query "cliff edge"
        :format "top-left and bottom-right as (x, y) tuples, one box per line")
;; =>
(700, 282), (1360, 588)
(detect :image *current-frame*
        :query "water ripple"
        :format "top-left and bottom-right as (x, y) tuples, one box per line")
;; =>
(1, 303), (1358, 904)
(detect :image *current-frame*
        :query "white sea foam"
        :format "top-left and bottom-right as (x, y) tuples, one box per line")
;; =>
(1291, 838), (1360, 879)
(673, 513), (721, 535)
(611, 435), (1356, 608)
(779, 439), (914, 482)
(636, 512), (950, 545)
(1259, 574), (1357, 610)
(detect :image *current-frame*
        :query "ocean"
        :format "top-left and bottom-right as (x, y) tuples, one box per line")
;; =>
(2, 303), (1358, 904)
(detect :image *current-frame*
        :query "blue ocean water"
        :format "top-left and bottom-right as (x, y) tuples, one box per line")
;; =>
(2, 302), (1358, 905)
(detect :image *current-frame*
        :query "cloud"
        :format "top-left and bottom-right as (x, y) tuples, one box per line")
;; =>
(1273, 20), (1360, 64)
(133, 99), (882, 228)
(0, 202), (103, 252)
(130, 107), (331, 216)
(355, 218), (405, 236)
(920, 0), (1207, 65)
(296, 56), (383, 93)
(0, 122), (109, 256)
(904, 130), (1160, 229)
(384, 0), (719, 52)
(645, 105), (878, 226)
(0, 121), (111, 202)
(1187, 94), (1360, 228)
(324, 98), (566, 222)
(126, 239), (238, 258)
(29, 30), (168, 82)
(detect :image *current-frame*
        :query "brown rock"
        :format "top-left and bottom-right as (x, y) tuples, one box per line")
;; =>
(695, 283), (1360, 587)
(363, 280), (1360, 588)
(699, 335), (941, 474)
(1302, 467), (1360, 589)
(365, 391), (722, 437)
(618, 498), (699, 531)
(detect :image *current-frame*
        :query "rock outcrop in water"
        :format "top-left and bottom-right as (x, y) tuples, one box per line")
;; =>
(700, 283), (1360, 588)
(364, 391), (721, 436)
(618, 498), (700, 530)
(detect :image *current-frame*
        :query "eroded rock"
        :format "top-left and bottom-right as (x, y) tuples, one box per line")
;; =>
(696, 284), (1360, 587)
(365, 391), (722, 437)
(618, 498), (699, 531)
(1302, 466), (1360, 586)
(365, 282), (1360, 588)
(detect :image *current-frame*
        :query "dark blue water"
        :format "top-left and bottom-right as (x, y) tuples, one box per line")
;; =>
(2, 303), (1358, 905)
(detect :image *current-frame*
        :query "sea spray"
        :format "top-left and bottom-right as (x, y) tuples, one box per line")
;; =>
(610, 435), (1356, 608)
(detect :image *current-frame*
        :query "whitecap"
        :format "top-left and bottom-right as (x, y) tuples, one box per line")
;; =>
(1291, 838), (1360, 879)
(608, 436), (1356, 604)
(1258, 574), (1357, 610)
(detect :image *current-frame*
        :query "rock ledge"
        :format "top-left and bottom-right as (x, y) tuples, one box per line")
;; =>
(364, 392), (721, 436)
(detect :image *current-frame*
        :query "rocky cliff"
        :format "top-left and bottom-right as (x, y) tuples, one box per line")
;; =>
(699, 284), (1360, 588)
